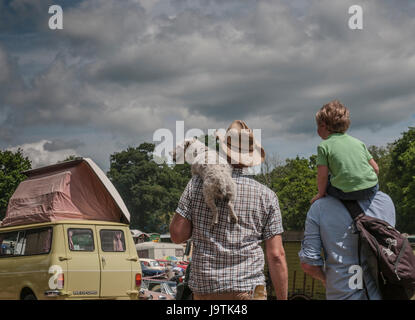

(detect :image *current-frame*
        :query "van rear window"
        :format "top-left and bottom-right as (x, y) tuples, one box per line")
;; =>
(68, 229), (94, 251)
(0, 228), (52, 257)
(100, 230), (126, 252)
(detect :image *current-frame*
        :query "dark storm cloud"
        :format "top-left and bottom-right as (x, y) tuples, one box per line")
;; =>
(0, 128), (13, 142)
(1, 0), (415, 168)
(0, 0), (49, 34)
(43, 139), (84, 151)
(0, 0), (84, 34)
(1, 57), (97, 128)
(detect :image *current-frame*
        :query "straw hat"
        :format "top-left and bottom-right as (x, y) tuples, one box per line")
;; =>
(216, 120), (265, 167)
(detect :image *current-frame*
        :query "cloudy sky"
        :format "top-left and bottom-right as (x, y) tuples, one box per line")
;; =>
(1, 0), (414, 171)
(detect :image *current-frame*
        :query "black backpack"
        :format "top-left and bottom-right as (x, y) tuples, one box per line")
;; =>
(176, 240), (193, 300)
(341, 199), (415, 300)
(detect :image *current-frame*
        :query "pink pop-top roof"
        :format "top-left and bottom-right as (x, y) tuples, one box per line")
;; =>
(1, 158), (130, 227)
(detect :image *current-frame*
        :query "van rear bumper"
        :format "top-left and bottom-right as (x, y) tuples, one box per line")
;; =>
(44, 290), (139, 300)
(44, 290), (62, 297)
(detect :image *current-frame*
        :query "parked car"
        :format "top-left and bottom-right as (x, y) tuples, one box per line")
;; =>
(176, 261), (189, 271)
(156, 259), (169, 267)
(172, 264), (185, 275)
(139, 279), (177, 300)
(140, 262), (165, 278)
(140, 258), (165, 271)
(157, 259), (183, 272)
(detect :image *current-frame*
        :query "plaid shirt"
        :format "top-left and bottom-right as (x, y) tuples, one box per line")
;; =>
(176, 168), (283, 294)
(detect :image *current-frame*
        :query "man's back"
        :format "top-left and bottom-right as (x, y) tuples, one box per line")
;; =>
(176, 168), (283, 294)
(299, 191), (396, 300)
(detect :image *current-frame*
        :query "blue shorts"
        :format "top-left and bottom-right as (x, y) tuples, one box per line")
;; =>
(327, 182), (379, 201)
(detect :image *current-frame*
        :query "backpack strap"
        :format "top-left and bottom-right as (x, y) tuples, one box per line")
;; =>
(340, 199), (365, 220)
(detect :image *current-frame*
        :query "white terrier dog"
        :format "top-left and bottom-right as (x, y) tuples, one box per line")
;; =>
(171, 137), (238, 226)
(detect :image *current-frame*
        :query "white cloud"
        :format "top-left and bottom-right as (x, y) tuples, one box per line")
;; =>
(7, 140), (79, 169)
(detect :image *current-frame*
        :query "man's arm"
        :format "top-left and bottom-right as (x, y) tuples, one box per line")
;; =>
(298, 204), (326, 287)
(169, 213), (192, 244)
(301, 263), (326, 287)
(265, 234), (288, 300)
(171, 178), (194, 244)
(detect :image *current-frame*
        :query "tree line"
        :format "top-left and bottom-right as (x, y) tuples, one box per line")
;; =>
(1, 127), (414, 234)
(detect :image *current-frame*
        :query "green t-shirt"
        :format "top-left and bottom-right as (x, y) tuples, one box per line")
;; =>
(316, 133), (378, 192)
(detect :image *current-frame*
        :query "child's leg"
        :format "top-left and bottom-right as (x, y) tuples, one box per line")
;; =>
(327, 182), (379, 201)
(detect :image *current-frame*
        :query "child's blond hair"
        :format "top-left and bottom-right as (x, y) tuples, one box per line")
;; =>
(315, 100), (350, 133)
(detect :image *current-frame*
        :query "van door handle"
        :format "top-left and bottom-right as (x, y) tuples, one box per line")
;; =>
(101, 256), (106, 266)
(59, 256), (72, 261)
(127, 257), (138, 262)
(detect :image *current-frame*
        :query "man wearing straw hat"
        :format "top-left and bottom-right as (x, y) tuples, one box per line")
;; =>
(170, 120), (288, 300)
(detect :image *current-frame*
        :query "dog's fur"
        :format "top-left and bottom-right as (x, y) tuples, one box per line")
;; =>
(171, 137), (238, 225)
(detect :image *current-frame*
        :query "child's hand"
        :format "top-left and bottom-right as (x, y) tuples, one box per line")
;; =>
(310, 193), (326, 204)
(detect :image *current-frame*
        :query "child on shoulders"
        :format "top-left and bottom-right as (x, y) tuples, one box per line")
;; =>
(311, 100), (379, 204)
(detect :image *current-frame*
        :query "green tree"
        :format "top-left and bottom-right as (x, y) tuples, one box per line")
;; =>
(385, 127), (415, 233)
(368, 144), (392, 193)
(268, 156), (318, 231)
(107, 143), (191, 233)
(58, 155), (80, 163)
(0, 149), (32, 220)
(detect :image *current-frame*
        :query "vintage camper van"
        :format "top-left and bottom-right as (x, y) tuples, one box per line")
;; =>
(0, 158), (141, 300)
(135, 241), (185, 260)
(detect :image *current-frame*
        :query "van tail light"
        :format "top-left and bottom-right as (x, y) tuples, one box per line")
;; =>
(57, 273), (64, 289)
(135, 273), (142, 287)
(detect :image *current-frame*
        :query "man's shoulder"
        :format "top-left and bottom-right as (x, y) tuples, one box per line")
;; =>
(372, 190), (393, 203)
(187, 174), (276, 196)
(311, 191), (394, 209)
(188, 172), (278, 201)
(188, 175), (203, 186)
(363, 191), (396, 225)
(239, 177), (277, 197)
(308, 196), (341, 217)
(360, 191), (394, 212)
(309, 192), (396, 225)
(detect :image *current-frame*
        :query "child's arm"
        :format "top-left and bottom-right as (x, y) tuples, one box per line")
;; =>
(317, 165), (329, 195)
(369, 158), (379, 176)
(311, 165), (329, 204)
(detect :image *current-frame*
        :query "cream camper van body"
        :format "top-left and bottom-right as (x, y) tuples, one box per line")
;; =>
(0, 158), (141, 300)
